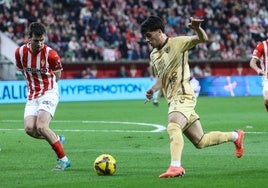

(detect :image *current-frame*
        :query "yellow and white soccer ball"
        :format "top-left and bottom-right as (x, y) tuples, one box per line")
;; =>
(94, 154), (116, 175)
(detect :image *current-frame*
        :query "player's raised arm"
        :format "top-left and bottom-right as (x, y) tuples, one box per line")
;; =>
(188, 17), (208, 44)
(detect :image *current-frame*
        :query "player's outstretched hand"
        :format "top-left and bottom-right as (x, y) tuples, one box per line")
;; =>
(188, 17), (204, 29)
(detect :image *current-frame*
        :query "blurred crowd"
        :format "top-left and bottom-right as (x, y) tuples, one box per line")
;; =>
(1, 0), (268, 62)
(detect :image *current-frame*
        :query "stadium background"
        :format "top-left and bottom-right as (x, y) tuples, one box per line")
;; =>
(0, 0), (267, 102)
(1, 2), (268, 187)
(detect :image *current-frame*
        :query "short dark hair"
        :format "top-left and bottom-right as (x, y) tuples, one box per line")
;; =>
(28, 22), (46, 37)
(140, 15), (165, 35)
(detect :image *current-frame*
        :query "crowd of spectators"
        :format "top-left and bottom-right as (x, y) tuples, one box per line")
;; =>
(1, 0), (268, 63)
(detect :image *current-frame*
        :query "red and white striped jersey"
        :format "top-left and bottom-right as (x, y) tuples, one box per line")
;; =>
(15, 43), (63, 100)
(252, 40), (268, 79)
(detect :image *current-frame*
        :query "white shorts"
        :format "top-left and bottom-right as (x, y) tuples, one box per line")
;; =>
(24, 90), (59, 118)
(263, 79), (268, 93)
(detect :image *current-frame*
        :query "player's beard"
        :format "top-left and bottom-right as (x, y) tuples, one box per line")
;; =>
(31, 44), (43, 53)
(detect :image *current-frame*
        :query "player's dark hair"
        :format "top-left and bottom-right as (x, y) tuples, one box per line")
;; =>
(140, 15), (165, 35)
(28, 22), (46, 38)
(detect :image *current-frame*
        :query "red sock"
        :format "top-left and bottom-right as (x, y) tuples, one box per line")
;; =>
(52, 141), (66, 159)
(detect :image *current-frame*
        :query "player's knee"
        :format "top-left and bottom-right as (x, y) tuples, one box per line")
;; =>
(24, 124), (39, 138)
(167, 122), (181, 136)
(195, 135), (206, 149)
(24, 125), (34, 135)
(36, 124), (48, 135)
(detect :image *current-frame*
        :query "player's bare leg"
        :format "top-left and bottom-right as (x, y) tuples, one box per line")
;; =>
(24, 111), (70, 170)
(36, 110), (70, 170)
(24, 116), (44, 139)
(36, 110), (58, 144)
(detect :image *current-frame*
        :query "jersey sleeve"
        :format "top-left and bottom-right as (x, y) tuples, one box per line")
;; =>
(149, 56), (159, 76)
(175, 36), (195, 52)
(48, 50), (63, 71)
(252, 42), (264, 60)
(15, 47), (23, 70)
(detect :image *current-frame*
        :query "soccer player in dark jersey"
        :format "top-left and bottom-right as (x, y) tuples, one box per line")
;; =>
(141, 16), (244, 178)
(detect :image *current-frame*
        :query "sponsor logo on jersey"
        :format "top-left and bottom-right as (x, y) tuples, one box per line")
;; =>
(24, 67), (48, 74)
(165, 46), (170, 53)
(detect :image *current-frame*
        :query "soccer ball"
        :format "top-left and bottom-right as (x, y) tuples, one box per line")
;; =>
(94, 154), (116, 175)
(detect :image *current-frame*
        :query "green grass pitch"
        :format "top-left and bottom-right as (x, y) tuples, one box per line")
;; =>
(1, 96), (268, 188)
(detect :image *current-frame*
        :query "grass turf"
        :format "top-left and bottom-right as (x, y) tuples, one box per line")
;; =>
(1, 96), (268, 188)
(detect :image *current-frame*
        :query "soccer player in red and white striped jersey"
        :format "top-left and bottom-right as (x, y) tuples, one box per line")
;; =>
(250, 40), (268, 111)
(15, 22), (70, 170)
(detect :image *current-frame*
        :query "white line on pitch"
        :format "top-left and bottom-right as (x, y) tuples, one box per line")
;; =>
(0, 120), (166, 133)
(1, 120), (268, 134)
